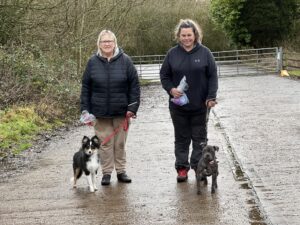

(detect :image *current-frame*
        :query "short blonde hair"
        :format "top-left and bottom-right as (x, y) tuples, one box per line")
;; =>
(97, 29), (118, 51)
(174, 19), (203, 44)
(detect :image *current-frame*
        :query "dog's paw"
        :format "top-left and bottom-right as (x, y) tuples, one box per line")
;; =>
(94, 186), (98, 191)
(89, 187), (95, 192)
(211, 185), (217, 193)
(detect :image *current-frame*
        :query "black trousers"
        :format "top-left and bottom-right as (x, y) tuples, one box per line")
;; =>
(170, 109), (209, 171)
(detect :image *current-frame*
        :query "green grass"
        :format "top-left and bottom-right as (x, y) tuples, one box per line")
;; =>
(289, 70), (300, 77)
(0, 106), (53, 157)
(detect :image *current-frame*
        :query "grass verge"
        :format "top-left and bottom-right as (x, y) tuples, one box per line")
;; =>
(289, 70), (300, 78)
(0, 106), (62, 158)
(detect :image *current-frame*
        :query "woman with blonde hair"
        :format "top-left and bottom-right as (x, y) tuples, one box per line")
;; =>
(81, 29), (140, 186)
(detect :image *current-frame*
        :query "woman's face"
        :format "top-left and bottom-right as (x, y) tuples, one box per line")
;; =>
(99, 34), (115, 57)
(179, 27), (195, 51)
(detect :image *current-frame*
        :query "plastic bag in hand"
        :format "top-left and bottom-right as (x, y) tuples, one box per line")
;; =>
(171, 76), (189, 106)
(80, 110), (96, 126)
(177, 76), (189, 92)
(171, 93), (189, 106)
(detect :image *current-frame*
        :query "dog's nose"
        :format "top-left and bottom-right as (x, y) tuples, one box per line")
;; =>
(205, 154), (211, 159)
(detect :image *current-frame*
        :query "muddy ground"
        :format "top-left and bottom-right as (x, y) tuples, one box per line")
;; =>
(0, 75), (299, 225)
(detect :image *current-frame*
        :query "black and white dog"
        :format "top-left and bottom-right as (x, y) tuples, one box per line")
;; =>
(72, 135), (100, 192)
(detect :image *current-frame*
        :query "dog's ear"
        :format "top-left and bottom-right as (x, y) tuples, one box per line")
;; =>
(82, 136), (89, 145)
(91, 135), (101, 147)
(213, 146), (219, 152)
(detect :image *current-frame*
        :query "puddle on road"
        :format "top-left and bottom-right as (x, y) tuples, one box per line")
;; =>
(241, 182), (251, 190)
(228, 144), (269, 225)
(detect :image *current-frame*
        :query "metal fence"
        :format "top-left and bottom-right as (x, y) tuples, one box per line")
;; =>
(131, 55), (165, 80)
(131, 47), (281, 80)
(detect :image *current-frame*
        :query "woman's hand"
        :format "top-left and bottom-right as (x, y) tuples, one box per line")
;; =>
(206, 100), (217, 108)
(170, 88), (183, 98)
(126, 111), (136, 119)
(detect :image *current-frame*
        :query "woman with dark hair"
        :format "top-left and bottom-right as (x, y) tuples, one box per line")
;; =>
(160, 19), (218, 182)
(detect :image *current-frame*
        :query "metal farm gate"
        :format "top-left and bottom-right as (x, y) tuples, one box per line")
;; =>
(131, 47), (282, 80)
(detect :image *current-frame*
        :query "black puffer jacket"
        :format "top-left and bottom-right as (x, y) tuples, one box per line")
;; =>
(80, 49), (140, 118)
(160, 43), (218, 113)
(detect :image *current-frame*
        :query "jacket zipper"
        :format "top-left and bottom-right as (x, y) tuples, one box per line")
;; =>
(106, 60), (110, 115)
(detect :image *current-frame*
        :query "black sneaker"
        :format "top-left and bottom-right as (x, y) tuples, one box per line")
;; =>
(101, 174), (111, 186)
(117, 173), (132, 183)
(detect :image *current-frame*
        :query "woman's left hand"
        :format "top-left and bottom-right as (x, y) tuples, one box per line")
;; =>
(206, 100), (217, 108)
(126, 111), (136, 118)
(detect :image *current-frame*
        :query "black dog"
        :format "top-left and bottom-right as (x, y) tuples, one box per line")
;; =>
(196, 145), (219, 195)
(72, 135), (100, 192)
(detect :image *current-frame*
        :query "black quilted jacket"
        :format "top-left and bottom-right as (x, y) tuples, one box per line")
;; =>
(80, 49), (140, 118)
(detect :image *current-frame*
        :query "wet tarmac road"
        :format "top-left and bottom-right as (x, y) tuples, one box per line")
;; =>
(214, 75), (300, 225)
(0, 75), (299, 225)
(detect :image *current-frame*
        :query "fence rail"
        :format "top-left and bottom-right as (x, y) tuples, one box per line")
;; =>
(131, 55), (164, 80)
(131, 47), (280, 80)
(283, 52), (300, 70)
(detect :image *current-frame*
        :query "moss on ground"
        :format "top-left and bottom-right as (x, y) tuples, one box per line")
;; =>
(0, 106), (61, 158)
